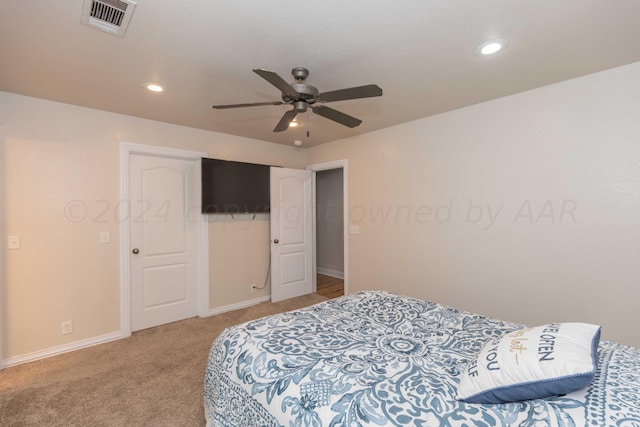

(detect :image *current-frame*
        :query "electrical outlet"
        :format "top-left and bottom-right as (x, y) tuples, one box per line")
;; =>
(61, 320), (73, 335)
(250, 284), (257, 293)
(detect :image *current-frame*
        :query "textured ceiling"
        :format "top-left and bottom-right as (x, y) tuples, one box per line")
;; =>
(1, 0), (640, 147)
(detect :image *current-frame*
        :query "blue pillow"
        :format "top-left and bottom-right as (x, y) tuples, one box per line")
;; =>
(457, 322), (601, 404)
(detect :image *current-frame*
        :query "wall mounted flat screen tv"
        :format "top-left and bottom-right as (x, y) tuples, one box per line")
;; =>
(201, 158), (270, 214)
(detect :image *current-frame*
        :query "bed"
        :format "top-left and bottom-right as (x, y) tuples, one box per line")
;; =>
(204, 290), (640, 426)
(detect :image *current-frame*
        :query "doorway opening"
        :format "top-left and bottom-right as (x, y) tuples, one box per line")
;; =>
(308, 160), (348, 299)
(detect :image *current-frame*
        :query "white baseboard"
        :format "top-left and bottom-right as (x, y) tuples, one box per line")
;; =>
(1, 330), (123, 369)
(317, 267), (344, 279)
(205, 295), (271, 317)
(1, 296), (275, 369)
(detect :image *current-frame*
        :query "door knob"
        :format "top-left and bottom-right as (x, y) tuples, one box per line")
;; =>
(273, 239), (279, 244)
(132, 248), (140, 254)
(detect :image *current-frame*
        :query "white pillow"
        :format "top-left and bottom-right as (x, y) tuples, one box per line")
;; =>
(457, 322), (601, 404)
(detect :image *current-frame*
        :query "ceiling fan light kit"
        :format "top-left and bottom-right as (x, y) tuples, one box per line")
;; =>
(212, 67), (383, 133)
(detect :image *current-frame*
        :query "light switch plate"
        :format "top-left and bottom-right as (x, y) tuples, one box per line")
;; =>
(8, 235), (20, 249)
(100, 231), (111, 244)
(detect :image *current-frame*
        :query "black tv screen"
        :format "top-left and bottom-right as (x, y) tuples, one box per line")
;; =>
(201, 158), (270, 214)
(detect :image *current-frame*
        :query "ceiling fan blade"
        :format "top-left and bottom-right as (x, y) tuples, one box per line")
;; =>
(212, 101), (283, 109)
(253, 69), (299, 99)
(312, 105), (362, 128)
(273, 110), (298, 132)
(318, 84), (383, 103)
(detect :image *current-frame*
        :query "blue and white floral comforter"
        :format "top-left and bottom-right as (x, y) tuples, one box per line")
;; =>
(204, 291), (640, 426)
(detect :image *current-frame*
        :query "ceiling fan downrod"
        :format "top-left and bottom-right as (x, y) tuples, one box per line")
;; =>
(291, 67), (309, 81)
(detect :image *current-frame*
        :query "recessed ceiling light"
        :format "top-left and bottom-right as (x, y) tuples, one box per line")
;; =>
(476, 39), (509, 56)
(146, 84), (164, 92)
(293, 140), (302, 146)
(289, 121), (299, 128)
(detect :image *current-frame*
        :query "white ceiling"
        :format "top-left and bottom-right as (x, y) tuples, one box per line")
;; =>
(1, 1), (640, 147)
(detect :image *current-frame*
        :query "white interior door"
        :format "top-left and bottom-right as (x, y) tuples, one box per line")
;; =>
(129, 154), (198, 331)
(270, 167), (313, 302)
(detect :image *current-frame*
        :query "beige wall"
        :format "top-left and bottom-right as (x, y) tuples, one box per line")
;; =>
(0, 91), (305, 360)
(207, 213), (271, 308)
(307, 62), (640, 347)
(3, 60), (639, 362)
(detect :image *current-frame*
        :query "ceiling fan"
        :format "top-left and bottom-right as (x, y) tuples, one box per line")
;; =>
(212, 67), (383, 132)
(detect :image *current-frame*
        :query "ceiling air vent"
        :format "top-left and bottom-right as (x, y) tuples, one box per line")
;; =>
(81, 0), (137, 37)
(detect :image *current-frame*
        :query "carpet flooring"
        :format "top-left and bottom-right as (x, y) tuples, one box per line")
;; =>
(0, 293), (328, 426)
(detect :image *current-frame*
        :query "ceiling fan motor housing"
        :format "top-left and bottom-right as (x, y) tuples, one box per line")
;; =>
(285, 83), (318, 104)
(281, 67), (318, 104)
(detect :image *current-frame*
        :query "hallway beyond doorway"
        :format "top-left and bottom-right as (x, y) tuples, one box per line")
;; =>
(316, 274), (344, 299)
